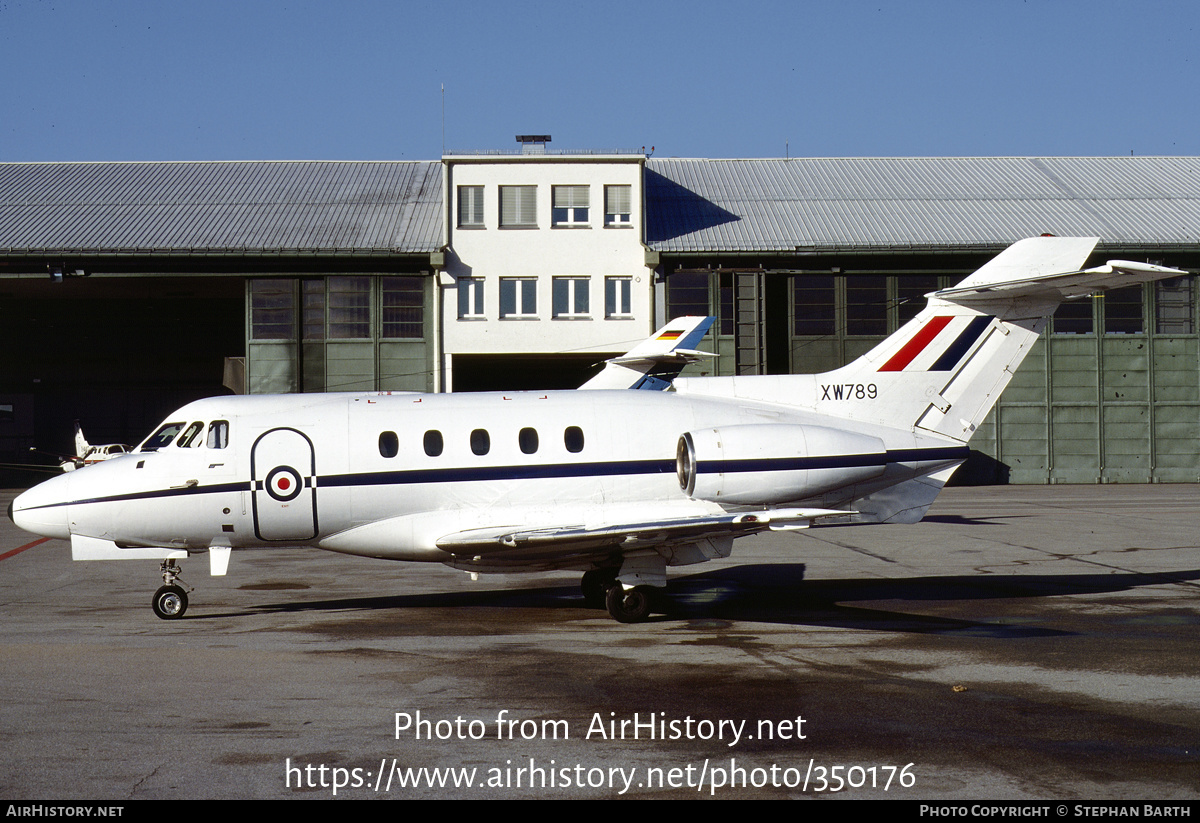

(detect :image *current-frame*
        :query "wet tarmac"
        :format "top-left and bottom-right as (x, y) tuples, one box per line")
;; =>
(1, 485), (1197, 799)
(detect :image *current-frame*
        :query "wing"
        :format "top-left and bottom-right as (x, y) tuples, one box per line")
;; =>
(318, 505), (847, 572)
(438, 507), (847, 572)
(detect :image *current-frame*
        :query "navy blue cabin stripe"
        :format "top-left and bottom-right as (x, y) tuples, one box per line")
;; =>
(23, 446), (968, 511)
(317, 460), (675, 488)
(930, 316), (993, 371)
(696, 446), (969, 475)
(30, 480), (251, 510)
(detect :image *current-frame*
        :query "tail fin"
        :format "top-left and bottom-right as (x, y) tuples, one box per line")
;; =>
(675, 237), (1188, 443)
(580, 316), (716, 390)
(73, 421), (89, 458)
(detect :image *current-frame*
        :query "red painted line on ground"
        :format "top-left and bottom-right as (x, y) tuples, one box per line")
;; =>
(0, 536), (52, 561)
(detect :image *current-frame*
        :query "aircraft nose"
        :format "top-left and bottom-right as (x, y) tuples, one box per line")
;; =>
(10, 474), (73, 540)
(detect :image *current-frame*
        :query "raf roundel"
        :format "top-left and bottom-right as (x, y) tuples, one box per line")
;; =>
(264, 465), (304, 502)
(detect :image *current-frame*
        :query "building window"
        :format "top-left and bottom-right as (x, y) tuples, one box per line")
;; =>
(500, 185), (537, 227)
(845, 275), (888, 336)
(250, 280), (295, 340)
(552, 185), (589, 226)
(500, 278), (537, 318)
(1104, 286), (1144, 334)
(719, 273), (734, 335)
(667, 272), (710, 320)
(328, 276), (371, 338)
(793, 275), (835, 336)
(605, 277), (632, 318)
(1053, 298), (1094, 334)
(1156, 276), (1194, 334)
(458, 277), (484, 319)
(302, 280), (325, 340)
(381, 276), (423, 339)
(605, 185), (632, 226)
(895, 275), (940, 326)
(553, 277), (589, 318)
(458, 185), (484, 228)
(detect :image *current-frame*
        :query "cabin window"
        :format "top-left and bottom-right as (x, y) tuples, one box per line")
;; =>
(379, 431), (399, 458)
(564, 426), (584, 453)
(519, 427), (539, 454)
(141, 422), (185, 452)
(471, 429), (490, 455)
(423, 430), (443, 457)
(207, 421), (229, 449)
(176, 422), (205, 448)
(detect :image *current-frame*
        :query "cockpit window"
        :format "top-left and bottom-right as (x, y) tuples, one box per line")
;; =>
(207, 421), (229, 449)
(140, 422), (185, 452)
(176, 422), (205, 448)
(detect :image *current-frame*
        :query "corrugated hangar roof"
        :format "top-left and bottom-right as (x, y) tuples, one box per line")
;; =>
(646, 156), (1200, 253)
(0, 161), (443, 255)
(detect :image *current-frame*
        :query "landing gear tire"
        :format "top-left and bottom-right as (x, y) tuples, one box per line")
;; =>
(605, 584), (652, 623)
(581, 569), (618, 609)
(152, 585), (188, 620)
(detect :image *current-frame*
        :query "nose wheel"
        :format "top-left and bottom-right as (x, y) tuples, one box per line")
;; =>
(152, 559), (190, 620)
(152, 585), (188, 619)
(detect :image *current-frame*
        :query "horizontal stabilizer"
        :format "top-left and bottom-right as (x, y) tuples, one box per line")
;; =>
(580, 316), (715, 391)
(937, 259), (1188, 304)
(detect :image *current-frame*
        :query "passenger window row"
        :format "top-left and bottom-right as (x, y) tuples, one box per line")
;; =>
(378, 426), (585, 458)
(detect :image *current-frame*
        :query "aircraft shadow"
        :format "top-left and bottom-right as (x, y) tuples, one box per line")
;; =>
(231, 564), (1200, 637)
(910, 514), (1030, 525)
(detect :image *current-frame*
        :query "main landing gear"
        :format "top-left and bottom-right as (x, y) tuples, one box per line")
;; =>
(580, 568), (656, 624)
(152, 559), (190, 620)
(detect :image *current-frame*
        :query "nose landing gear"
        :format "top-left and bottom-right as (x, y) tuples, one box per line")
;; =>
(152, 559), (190, 620)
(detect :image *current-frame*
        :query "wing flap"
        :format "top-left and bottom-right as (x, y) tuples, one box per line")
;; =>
(436, 507), (848, 554)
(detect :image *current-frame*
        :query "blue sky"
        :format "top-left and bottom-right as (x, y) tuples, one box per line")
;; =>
(2, 0), (1197, 161)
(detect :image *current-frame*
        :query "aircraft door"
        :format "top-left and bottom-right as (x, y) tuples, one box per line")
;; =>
(251, 427), (318, 541)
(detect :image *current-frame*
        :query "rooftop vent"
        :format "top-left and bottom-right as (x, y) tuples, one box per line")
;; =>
(516, 135), (551, 155)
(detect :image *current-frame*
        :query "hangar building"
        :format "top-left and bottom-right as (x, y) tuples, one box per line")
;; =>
(2, 151), (1199, 484)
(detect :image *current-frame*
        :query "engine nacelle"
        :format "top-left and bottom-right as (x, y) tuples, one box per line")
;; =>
(677, 424), (887, 505)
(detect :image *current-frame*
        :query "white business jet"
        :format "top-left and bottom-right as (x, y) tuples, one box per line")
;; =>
(9, 237), (1187, 623)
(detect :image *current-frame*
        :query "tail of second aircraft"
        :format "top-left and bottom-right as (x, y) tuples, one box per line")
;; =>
(74, 421), (89, 459)
(677, 236), (1187, 444)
